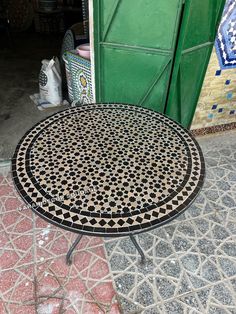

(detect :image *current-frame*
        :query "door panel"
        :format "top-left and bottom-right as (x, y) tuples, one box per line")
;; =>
(183, 0), (223, 49)
(100, 0), (183, 50)
(167, 47), (212, 125)
(94, 0), (183, 112)
(165, 0), (226, 128)
(100, 47), (172, 112)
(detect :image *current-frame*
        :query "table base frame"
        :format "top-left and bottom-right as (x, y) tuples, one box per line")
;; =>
(66, 233), (146, 265)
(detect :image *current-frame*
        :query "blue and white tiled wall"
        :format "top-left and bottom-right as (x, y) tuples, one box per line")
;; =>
(191, 0), (236, 130)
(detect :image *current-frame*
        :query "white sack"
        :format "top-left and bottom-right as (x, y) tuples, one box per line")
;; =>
(39, 57), (62, 105)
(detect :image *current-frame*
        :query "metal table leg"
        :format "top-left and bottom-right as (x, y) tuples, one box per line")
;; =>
(129, 234), (146, 264)
(66, 234), (83, 265)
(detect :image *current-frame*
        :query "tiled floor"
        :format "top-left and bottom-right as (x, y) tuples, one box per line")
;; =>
(0, 170), (119, 314)
(1, 130), (236, 313)
(104, 131), (236, 313)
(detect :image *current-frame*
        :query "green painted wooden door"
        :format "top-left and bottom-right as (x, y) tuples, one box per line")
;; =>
(93, 0), (184, 112)
(165, 0), (226, 128)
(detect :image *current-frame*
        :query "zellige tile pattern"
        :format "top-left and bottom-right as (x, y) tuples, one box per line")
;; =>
(12, 103), (204, 237)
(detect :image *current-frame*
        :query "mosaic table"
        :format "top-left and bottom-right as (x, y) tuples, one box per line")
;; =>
(12, 103), (205, 264)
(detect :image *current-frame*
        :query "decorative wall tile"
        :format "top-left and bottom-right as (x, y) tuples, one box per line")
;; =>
(191, 48), (236, 130)
(191, 0), (236, 130)
(215, 0), (236, 69)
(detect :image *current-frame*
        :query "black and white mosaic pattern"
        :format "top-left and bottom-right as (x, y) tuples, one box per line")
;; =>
(39, 70), (47, 87)
(104, 131), (236, 313)
(11, 103), (204, 236)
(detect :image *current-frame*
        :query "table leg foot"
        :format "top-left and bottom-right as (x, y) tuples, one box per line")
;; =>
(66, 234), (83, 265)
(129, 234), (146, 264)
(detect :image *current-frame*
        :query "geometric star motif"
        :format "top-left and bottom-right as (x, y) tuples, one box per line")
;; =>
(215, 0), (236, 69)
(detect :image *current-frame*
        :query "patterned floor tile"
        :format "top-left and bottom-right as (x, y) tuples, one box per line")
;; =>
(104, 131), (236, 313)
(0, 173), (119, 314)
(2, 130), (236, 313)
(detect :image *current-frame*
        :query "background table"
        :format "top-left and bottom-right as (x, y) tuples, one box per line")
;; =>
(12, 103), (205, 263)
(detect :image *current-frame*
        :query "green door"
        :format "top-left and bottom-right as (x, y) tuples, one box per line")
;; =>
(165, 0), (226, 128)
(93, 0), (184, 112)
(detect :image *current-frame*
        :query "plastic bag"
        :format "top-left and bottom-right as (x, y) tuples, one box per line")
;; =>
(39, 57), (62, 105)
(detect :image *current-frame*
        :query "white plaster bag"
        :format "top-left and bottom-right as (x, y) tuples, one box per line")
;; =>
(39, 57), (62, 105)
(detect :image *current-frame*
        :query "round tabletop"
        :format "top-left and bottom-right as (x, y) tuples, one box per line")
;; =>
(12, 103), (205, 236)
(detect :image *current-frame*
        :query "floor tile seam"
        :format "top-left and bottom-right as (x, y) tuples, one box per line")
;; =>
(34, 246), (67, 260)
(177, 295), (206, 314)
(36, 265), (70, 289)
(215, 241), (236, 258)
(13, 267), (35, 287)
(102, 239), (123, 311)
(150, 288), (210, 311)
(0, 298), (23, 306)
(171, 270), (190, 299)
(72, 253), (98, 276)
(28, 252), (108, 267)
(81, 245), (112, 308)
(218, 277), (236, 305)
(77, 267), (113, 314)
(213, 188), (236, 199)
(225, 218), (236, 228)
(0, 213), (35, 227)
(34, 239), (103, 255)
(0, 246), (32, 256)
(149, 277), (163, 305)
(2, 239), (34, 256)
(80, 267), (114, 289)
(103, 245), (136, 260)
(33, 253), (72, 263)
(66, 296), (86, 314)
(111, 273), (236, 303)
(38, 228), (64, 250)
(103, 236), (233, 264)
(186, 230), (236, 255)
(1, 229), (34, 238)
(168, 229), (211, 241)
(178, 225), (214, 240)
(116, 292), (144, 312)
(2, 270), (25, 304)
(80, 247), (105, 272)
(209, 296), (236, 312)
(130, 267), (141, 301)
(184, 214), (235, 229)
(209, 253), (231, 281)
(0, 230), (32, 260)
(0, 209), (26, 215)
(85, 275), (115, 286)
(195, 253), (226, 282)
(32, 278), (85, 312)
(83, 242), (107, 252)
(151, 230), (192, 278)
(106, 242), (140, 260)
(86, 249), (109, 263)
(116, 290), (201, 314)
(215, 250), (236, 271)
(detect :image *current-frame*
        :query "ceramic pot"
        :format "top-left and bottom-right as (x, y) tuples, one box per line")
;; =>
(76, 43), (90, 60)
